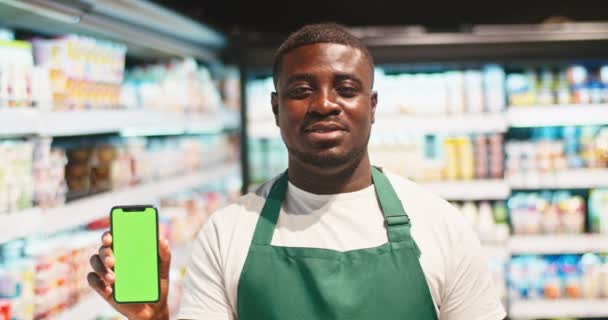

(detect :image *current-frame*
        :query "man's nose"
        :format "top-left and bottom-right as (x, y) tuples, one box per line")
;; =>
(308, 88), (341, 116)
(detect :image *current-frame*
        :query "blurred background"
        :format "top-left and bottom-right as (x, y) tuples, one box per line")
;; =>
(1, 0), (608, 319)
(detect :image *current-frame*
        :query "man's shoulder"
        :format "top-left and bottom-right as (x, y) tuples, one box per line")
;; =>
(205, 176), (279, 228)
(381, 169), (467, 228)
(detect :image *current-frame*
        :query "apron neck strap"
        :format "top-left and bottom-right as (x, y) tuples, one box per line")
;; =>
(251, 170), (289, 245)
(251, 167), (413, 246)
(370, 167), (414, 243)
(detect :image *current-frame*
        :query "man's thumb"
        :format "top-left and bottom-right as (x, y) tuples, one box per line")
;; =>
(158, 239), (172, 279)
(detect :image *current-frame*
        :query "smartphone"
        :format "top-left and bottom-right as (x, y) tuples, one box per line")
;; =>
(110, 205), (160, 303)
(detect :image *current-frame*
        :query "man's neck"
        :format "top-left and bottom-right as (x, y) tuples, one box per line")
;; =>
(287, 153), (373, 195)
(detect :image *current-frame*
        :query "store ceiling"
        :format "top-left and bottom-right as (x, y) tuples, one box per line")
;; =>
(154, 0), (608, 37)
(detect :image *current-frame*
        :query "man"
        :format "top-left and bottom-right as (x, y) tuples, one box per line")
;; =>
(88, 23), (506, 320)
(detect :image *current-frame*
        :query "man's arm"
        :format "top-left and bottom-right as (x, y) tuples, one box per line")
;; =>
(439, 212), (506, 320)
(176, 217), (235, 320)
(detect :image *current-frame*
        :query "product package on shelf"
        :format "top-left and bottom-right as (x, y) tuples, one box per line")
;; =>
(509, 253), (608, 301)
(0, 140), (34, 214)
(120, 58), (222, 115)
(59, 134), (237, 200)
(0, 40), (35, 109)
(373, 65), (506, 116)
(590, 189), (608, 234)
(32, 138), (67, 209)
(507, 126), (608, 187)
(451, 200), (510, 244)
(507, 64), (608, 106)
(508, 191), (586, 235)
(368, 132), (504, 182)
(0, 232), (100, 320)
(31, 35), (126, 110)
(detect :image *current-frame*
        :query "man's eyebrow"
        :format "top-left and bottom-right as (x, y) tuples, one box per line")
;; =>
(334, 73), (363, 87)
(285, 73), (316, 86)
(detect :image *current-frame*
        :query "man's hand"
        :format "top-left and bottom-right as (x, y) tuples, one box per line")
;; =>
(87, 231), (172, 320)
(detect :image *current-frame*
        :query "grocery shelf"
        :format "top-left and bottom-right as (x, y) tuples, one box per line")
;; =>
(509, 299), (608, 319)
(0, 0), (224, 62)
(0, 109), (39, 136)
(373, 112), (508, 135)
(54, 293), (119, 320)
(248, 113), (508, 139)
(420, 179), (511, 200)
(0, 109), (237, 137)
(0, 208), (43, 243)
(508, 104), (608, 127)
(509, 168), (608, 189)
(0, 163), (238, 244)
(509, 234), (608, 255)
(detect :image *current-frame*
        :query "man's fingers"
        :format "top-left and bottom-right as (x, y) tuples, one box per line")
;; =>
(90, 254), (115, 285)
(158, 239), (172, 280)
(102, 231), (112, 247)
(87, 272), (113, 298)
(98, 246), (115, 269)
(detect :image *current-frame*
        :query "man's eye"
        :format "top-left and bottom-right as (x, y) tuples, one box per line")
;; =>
(336, 86), (358, 97)
(288, 87), (312, 98)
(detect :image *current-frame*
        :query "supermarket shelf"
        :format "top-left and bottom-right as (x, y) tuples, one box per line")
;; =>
(54, 293), (119, 320)
(248, 113), (507, 138)
(0, 0), (224, 61)
(420, 179), (511, 200)
(373, 113), (508, 134)
(508, 104), (608, 127)
(0, 163), (238, 243)
(0, 208), (43, 243)
(0, 109), (39, 136)
(509, 299), (608, 319)
(509, 168), (608, 189)
(509, 234), (608, 254)
(0, 109), (237, 137)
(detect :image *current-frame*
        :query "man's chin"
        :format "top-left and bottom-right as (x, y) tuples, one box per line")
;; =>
(288, 147), (365, 169)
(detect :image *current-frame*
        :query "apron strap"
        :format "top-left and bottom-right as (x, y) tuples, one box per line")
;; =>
(251, 171), (289, 245)
(251, 167), (418, 250)
(371, 167), (417, 247)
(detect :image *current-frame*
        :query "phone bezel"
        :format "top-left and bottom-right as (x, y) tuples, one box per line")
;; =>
(110, 204), (161, 304)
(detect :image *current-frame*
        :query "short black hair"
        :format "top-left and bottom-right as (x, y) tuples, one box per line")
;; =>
(272, 23), (375, 88)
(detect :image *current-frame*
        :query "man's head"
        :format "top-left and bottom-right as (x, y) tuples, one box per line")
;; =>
(271, 23), (377, 171)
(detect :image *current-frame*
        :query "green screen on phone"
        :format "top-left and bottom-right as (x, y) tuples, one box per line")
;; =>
(111, 206), (159, 303)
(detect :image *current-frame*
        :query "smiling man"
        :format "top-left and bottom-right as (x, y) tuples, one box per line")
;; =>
(88, 23), (506, 320)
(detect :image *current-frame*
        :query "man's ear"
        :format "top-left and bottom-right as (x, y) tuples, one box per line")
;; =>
(371, 91), (378, 124)
(271, 92), (279, 126)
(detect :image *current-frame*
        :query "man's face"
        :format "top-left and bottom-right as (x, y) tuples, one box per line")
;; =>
(272, 43), (377, 169)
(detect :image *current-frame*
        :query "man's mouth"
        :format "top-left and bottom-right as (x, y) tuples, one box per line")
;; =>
(304, 122), (346, 133)
(303, 122), (347, 142)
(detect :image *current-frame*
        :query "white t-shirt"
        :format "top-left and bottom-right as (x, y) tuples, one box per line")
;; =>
(177, 170), (506, 320)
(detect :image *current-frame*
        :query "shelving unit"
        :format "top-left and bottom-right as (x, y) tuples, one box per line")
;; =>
(508, 104), (608, 128)
(509, 299), (608, 319)
(420, 179), (510, 200)
(509, 234), (608, 255)
(373, 112), (508, 135)
(0, 163), (238, 243)
(0, 109), (239, 137)
(509, 168), (608, 190)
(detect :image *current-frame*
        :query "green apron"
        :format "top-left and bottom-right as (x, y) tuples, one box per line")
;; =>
(237, 167), (438, 319)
